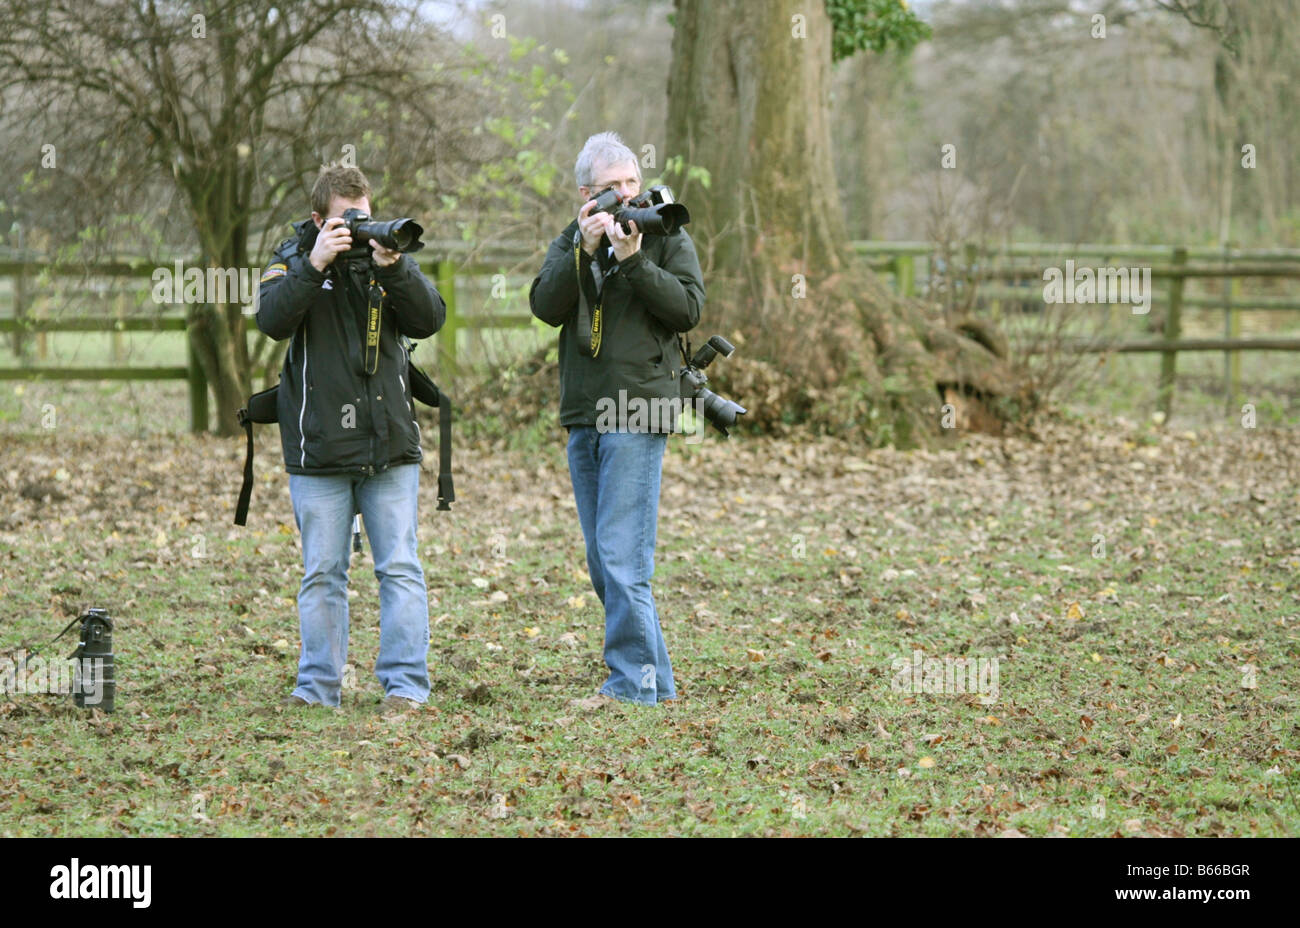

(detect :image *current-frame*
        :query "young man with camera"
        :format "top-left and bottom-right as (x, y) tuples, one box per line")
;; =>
(530, 132), (706, 708)
(256, 165), (444, 713)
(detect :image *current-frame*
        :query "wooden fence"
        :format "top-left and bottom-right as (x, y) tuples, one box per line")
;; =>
(0, 243), (540, 431)
(2, 240), (1298, 429)
(852, 241), (1300, 416)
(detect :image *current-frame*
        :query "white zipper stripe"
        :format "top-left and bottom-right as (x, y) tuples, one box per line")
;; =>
(401, 345), (420, 443)
(298, 325), (308, 467)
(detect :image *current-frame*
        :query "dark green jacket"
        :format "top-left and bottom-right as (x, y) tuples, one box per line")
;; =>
(529, 219), (705, 430)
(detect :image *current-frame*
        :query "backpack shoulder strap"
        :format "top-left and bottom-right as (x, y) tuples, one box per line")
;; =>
(233, 220), (314, 527)
(405, 354), (454, 510)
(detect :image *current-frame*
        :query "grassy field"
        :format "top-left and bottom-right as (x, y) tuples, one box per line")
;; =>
(2, 283), (1299, 836)
(1, 364), (1297, 835)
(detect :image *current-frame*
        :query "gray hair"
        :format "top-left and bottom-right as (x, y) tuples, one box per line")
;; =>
(574, 131), (640, 189)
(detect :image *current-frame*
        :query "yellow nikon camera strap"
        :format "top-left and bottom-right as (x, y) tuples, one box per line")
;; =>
(364, 275), (382, 374)
(573, 237), (602, 358)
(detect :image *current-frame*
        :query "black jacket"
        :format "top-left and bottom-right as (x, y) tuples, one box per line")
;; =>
(255, 223), (445, 475)
(529, 220), (705, 430)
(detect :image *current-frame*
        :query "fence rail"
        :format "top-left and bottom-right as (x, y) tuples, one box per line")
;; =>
(2, 240), (1298, 428)
(858, 241), (1300, 417)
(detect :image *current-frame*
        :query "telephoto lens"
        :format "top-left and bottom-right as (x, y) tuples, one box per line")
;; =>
(695, 387), (747, 436)
(357, 216), (425, 252)
(339, 208), (426, 260)
(679, 334), (746, 436)
(616, 201), (690, 235)
(592, 185), (691, 236)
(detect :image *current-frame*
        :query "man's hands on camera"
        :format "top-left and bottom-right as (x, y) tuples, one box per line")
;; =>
(578, 199), (608, 256)
(578, 199), (641, 261)
(369, 239), (401, 268)
(609, 218), (641, 262)
(309, 216), (352, 273)
(310, 216), (402, 272)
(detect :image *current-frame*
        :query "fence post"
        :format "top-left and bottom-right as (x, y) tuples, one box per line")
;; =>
(963, 242), (979, 303)
(1157, 246), (1186, 420)
(988, 249), (1002, 320)
(1102, 252), (1120, 382)
(112, 289), (127, 364)
(892, 254), (915, 298)
(1221, 243), (1241, 413)
(186, 327), (208, 433)
(437, 260), (459, 378)
(12, 259), (28, 361)
(35, 284), (48, 362)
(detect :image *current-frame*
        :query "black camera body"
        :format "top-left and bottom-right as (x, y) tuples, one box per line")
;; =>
(679, 335), (746, 436)
(336, 208), (426, 262)
(72, 607), (115, 712)
(592, 184), (691, 236)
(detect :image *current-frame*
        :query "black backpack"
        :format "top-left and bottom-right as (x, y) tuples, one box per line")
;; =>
(234, 357), (453, 526)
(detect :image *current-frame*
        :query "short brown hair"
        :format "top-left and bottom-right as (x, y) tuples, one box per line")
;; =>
(311, 165), (372, 217)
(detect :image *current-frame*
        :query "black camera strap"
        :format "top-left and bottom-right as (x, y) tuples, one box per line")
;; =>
(406, 356), (455, 511)
(236, 412), (255, 526)
(437, 391), (454, 510)
(235, 383), (279, 527)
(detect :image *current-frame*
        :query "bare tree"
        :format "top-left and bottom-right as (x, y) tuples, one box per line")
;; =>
(0, 0), (487, 434)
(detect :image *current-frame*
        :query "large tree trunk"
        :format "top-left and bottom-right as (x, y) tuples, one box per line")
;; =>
(187, 303), (248, 437)
(666, 0), (1018, 442)
(667, 0), (846, 276)
(181, 162), (256, 437)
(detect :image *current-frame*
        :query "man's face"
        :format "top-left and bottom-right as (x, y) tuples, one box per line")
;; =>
(580, 160), (640, 206)
(313, 195), (372, 228)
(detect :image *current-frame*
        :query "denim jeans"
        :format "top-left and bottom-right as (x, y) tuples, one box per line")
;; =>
(287, 463), (430, 706)
(566, 427), (676, 705)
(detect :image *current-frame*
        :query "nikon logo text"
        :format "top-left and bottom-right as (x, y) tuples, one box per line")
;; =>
(49, 859), (151, 908)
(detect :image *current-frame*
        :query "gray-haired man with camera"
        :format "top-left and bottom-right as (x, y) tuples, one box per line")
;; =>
(530, 132), (706, 708)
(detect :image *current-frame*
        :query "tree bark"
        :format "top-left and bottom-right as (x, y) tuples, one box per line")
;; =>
(667, 0), (847, 276)
(666, 0), (1017, 443)
(179, 163), (256, 437)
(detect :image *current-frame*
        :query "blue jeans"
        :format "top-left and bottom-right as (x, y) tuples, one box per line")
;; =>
(287, 463), (430, 706)
(566, 427), (676, 705)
